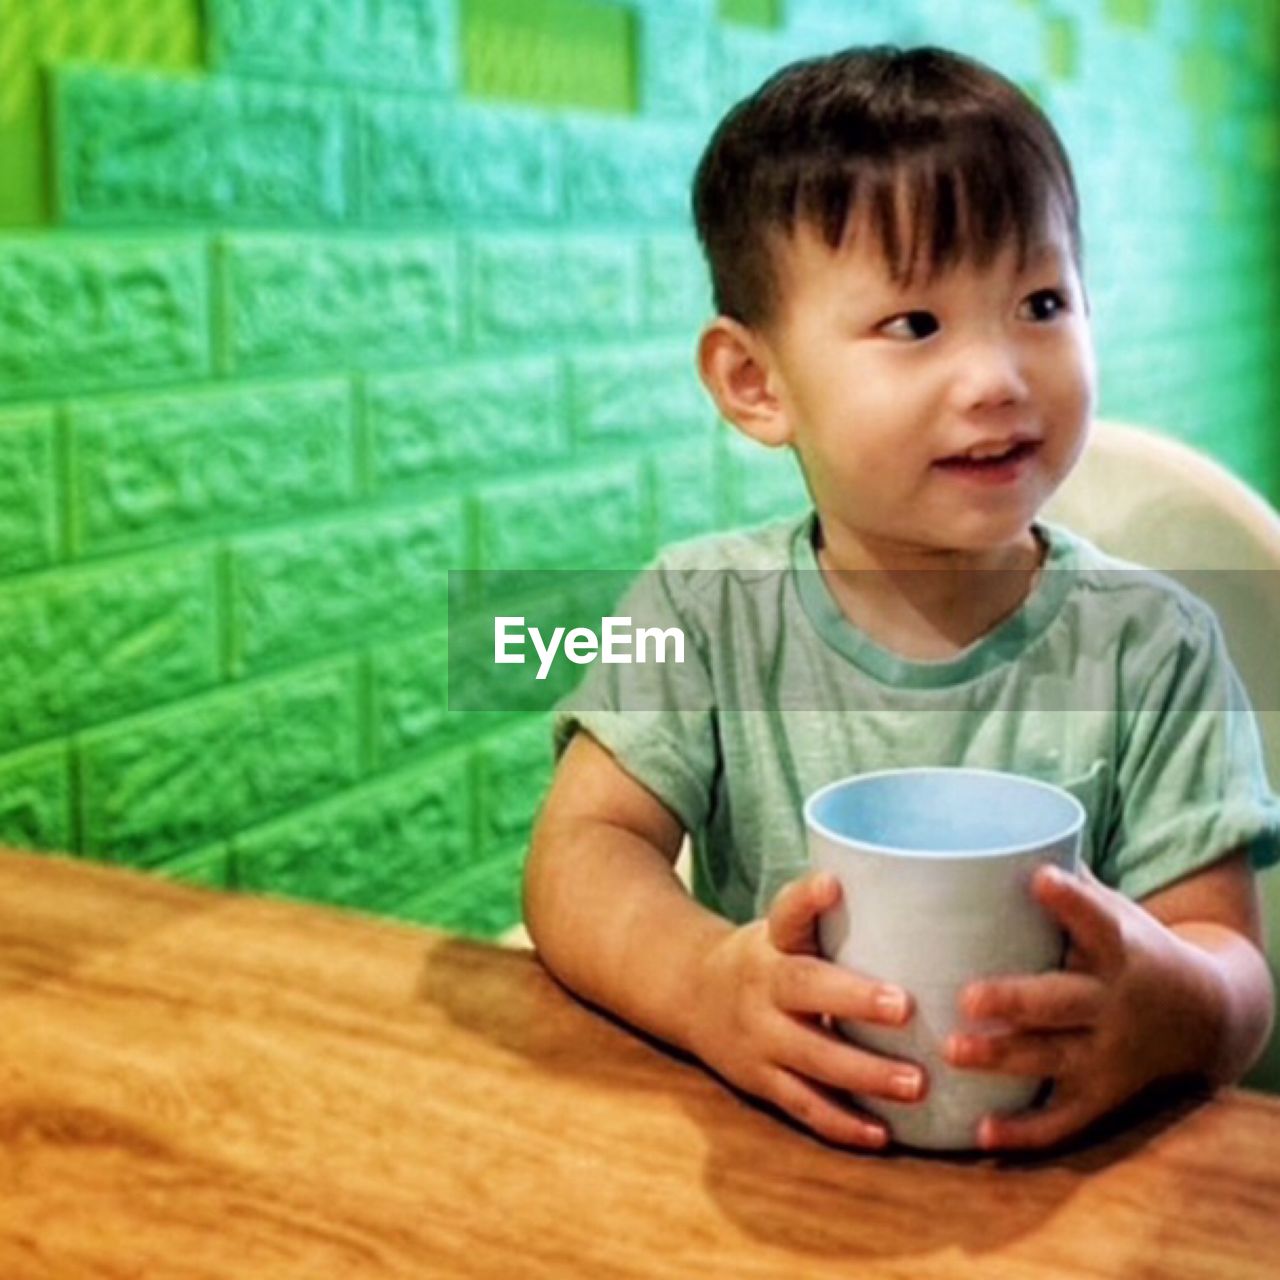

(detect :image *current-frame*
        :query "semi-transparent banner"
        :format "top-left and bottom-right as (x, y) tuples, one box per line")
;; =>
(447, 568), (1280, 717)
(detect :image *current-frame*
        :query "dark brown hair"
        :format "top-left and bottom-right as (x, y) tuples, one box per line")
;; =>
(691, 46), (1083, 327)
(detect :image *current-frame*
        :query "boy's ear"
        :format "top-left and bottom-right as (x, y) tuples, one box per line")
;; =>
(696, 316), (793, 448)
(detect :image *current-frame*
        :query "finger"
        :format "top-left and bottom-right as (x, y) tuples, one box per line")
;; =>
(772, 954), (913, 1027)
(961, 971), (1106, 1030)
(766, 1067), (890, 1150)
(1033, 865), (1125, 975)
(978, 1090), (1098, 1152)
(946, 1029), (1088, 1078)
(767, 872), (840, 956)
(772, 1016), (928, 1104)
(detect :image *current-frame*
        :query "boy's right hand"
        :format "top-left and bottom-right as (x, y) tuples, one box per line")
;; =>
(688, 870), (926, 1149)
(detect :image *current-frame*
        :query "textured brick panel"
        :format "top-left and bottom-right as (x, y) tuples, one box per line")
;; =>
(233, 751), (471, 911)
(461, 0), (634, 112)
(470, 235), (640, 346)
(13, 0), (201, 76)
(369, 629), (464, 769)
(476, 716), (551, 857)
(563, 119), (703, 223)
(360, 99), (559, 222)
(0, 239), (209, 401)
(231, 500), (467, 672)
(781, 0), (915, 43)
(0, 742), (72, 854)
(396, 845), (522, 937)
(720, 0), (781, 26)
(156, 844), (233, 888)
(0, 0), (202, 227)
(367, 356), (566, 491)
(652, 438), (723, 545)
(0, 405), (58, 575)
(911, 5), (1043, 83)
(643, 234), (712, 332)
(712, 25), (792, 113)
(69, 380), (356, 554)
(208, 0), (454, 90)
(639, 8), (715, 119)
(0, 550), (218, 753)
(55, 66), (347, 226)
(478, 460), (648, 572)
(1105, 0), (1157, 29)
(568, 341), (711, 444)
(223, 236), (459, 376)
(81, 659), (359, 864)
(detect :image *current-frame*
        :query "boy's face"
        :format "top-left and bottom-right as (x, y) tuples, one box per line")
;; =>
(713, 214), (1095, 558)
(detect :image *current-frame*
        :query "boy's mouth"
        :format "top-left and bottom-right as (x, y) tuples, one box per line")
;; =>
(942, 445), (1039, 476)
(932, 439), (1041, 480)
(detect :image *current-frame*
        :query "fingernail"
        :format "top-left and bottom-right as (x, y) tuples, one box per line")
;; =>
(892, 1069), (923, 1101)
(978, 1117), (997, 1149)
(875, 987), (907, 1021)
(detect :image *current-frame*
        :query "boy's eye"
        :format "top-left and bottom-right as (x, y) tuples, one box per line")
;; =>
(878, 310), (940, 341)
(1020, 288), (1069, 322)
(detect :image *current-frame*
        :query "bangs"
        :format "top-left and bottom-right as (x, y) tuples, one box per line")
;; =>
(788, 118), (1080, 288)
(692, 47), (1086, 325)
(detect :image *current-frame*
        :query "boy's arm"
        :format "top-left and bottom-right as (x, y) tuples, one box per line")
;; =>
(1138, 847), (1275, 1086)
(523, 731), (733, 1057)
(529, 731), (945, 1150)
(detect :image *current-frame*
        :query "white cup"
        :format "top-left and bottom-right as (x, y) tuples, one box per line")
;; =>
(805, 767), (1084, 1151)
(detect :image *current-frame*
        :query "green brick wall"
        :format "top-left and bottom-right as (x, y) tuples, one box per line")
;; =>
(0, 0), (1277, 949)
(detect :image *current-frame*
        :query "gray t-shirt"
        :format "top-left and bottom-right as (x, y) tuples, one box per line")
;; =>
(554, 513), (1280, 924)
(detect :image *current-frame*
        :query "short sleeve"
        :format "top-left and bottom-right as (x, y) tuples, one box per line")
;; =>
(1103, 596), (1280, 900)
(552, 565), (719, 835)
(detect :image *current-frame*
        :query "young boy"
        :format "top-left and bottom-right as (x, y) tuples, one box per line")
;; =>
(524, 46), (1279, 1152)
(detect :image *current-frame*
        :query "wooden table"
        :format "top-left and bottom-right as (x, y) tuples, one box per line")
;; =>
(2, 851), (1278, 1279)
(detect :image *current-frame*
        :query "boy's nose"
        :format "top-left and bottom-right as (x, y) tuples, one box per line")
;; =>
(950, 339), (1031, 412)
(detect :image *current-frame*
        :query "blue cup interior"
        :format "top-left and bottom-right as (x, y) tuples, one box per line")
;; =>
(808, 769), (1082, 856)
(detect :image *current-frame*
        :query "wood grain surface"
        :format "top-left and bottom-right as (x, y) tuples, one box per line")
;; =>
(2, 849), (1278, 1279)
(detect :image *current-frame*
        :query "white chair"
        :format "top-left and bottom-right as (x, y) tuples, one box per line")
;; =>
(1045, 418), (1280, 1092)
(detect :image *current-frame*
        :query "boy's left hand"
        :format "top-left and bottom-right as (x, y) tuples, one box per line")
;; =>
(945, 863), (1217, 1152)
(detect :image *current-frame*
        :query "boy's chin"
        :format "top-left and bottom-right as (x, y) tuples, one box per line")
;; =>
(951, 494), (1046, 533)
(918, 512), (1043, 556)
(823, 505), (1042, 557)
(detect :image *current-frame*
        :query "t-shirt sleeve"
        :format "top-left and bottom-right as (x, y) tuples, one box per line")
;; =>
(1103, 594), (1280, 901)
(552, 564), (718, 835)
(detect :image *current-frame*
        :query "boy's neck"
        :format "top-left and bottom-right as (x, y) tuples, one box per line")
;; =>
(813, 518), (1047, 661)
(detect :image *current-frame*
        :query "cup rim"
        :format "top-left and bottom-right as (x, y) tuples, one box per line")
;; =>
(804, 766), (1086, 859)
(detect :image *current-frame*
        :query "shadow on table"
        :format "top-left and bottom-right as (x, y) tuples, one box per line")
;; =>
(414, 933), (710, 1092)
(681, 1076), (1211, 1264)
(419, 935), (1212, 1264)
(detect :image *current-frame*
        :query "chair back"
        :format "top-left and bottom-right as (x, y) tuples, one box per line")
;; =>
(1044, 419), (1280, 1091)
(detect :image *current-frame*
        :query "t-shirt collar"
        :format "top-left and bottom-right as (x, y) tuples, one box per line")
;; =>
(790, 512), (1079, 688)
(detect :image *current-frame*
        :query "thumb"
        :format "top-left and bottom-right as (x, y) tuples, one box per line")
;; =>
(767, 871), (840, 955)
(1034, 862), (1125, 976)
